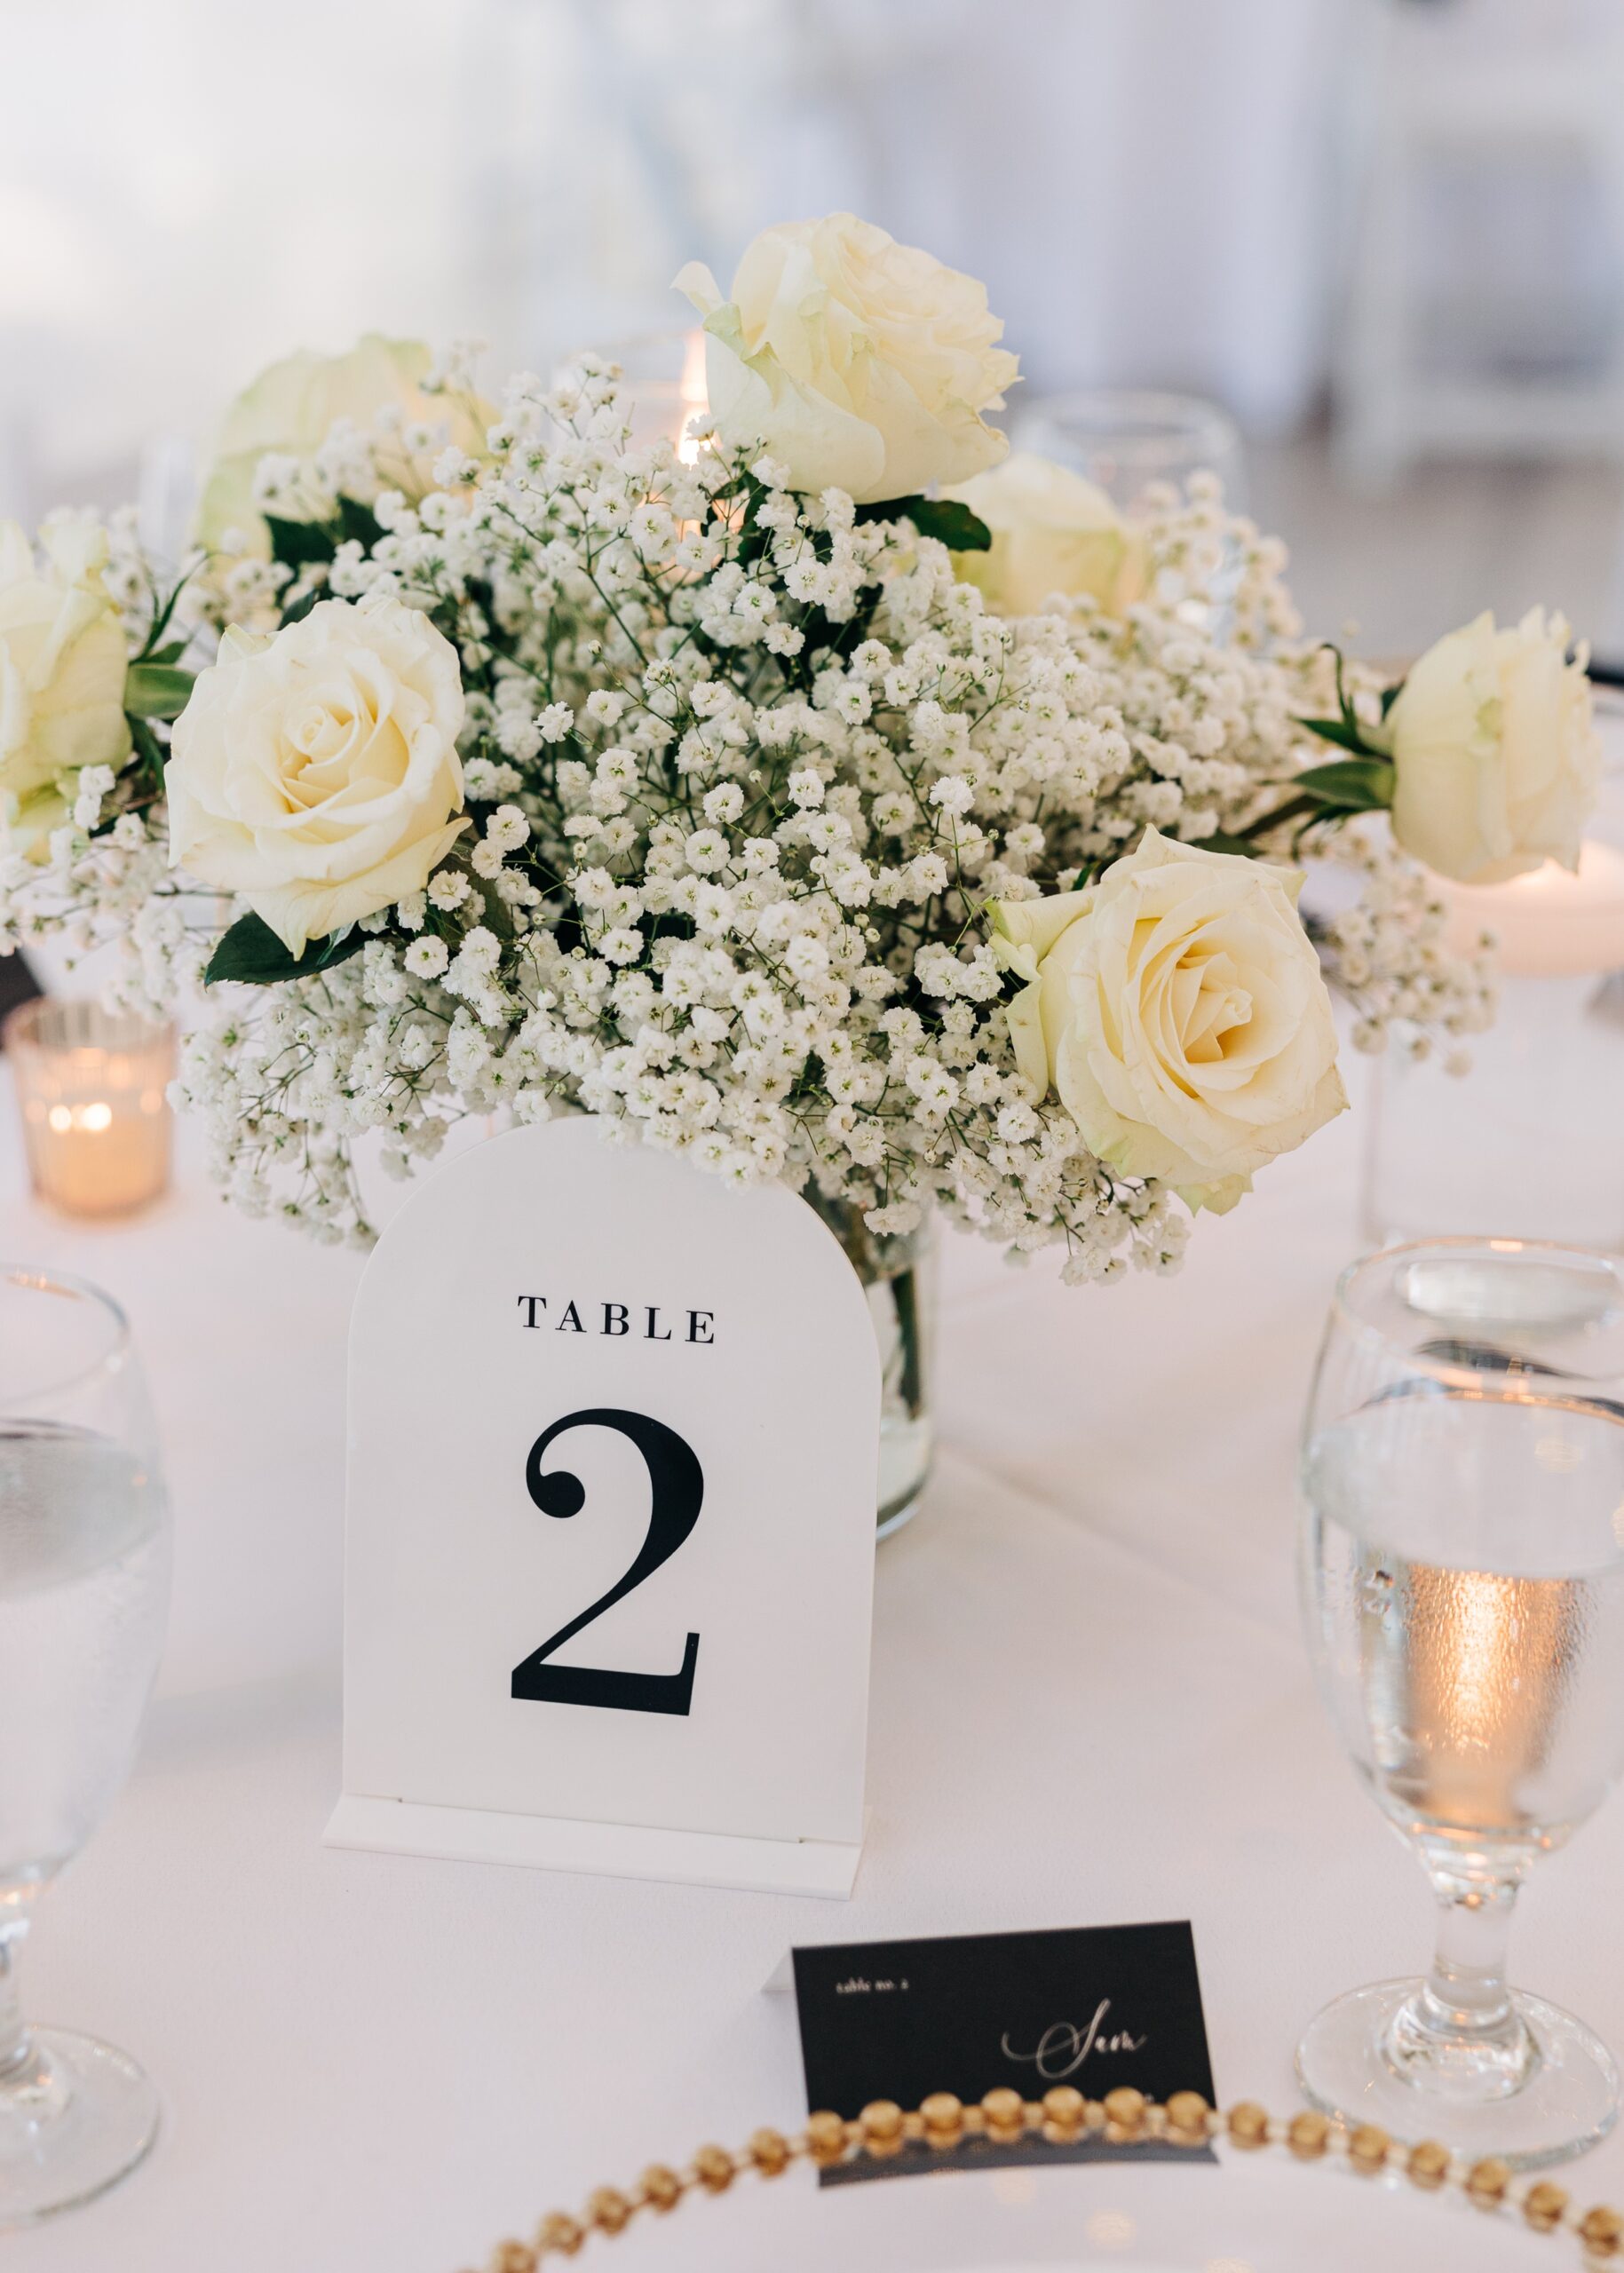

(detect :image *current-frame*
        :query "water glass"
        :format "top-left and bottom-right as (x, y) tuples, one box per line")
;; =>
(0, 1267), (170, 2224)
(1297, 1237), (1624, 2166)
(1014, 386), (1247, 514)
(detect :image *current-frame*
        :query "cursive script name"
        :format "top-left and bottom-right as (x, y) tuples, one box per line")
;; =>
(1000, 2000), (1147, 2080)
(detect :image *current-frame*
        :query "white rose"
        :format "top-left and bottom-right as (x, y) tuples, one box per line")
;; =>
(990, 830), (1346, 1213)
(194, 335), (490, 555)
(676, 213), (1018, 504)
(167, 596), (467, 957)
(943, 451), (1145, 617)
(0, 519), (131, 833)
(1383, 607), (1598, 886)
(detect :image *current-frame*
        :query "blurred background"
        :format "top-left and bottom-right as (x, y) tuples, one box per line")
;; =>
(4, 0), (1624, 656)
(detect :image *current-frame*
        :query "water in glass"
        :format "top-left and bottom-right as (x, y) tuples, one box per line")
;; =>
(0, 1269), (170, 2227)
(1296, 1238), (1624, 2167)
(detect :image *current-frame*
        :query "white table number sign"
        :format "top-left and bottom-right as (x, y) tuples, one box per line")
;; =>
(325, 1116), (880, 1897)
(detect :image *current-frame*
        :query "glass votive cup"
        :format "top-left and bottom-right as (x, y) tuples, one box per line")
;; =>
(4, 999), (176, 1217)
(1013, 386), (1248, 513)
(588, 329), (709, 457)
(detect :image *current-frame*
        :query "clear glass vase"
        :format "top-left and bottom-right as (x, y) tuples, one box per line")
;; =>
(809, 1197), (937, 1540)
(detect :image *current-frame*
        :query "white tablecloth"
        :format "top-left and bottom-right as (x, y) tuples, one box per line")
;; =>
(4, 1054), (1622, 2272)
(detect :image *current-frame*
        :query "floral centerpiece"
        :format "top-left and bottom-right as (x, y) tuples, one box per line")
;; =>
(0, 214), (1598, 1520)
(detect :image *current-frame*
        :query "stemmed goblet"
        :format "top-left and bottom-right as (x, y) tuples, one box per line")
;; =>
(0, 1266), (170, 2224)
(1298, 1236), (1624, 2167)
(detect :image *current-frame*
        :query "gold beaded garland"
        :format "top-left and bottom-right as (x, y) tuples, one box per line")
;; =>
(1227, 2099), (1271, 2149)
(1102, 2085), (1147, 2141)
(1348, 2123), (1390, 2174)
(919, 2090), (963, 2145)
(1407, 2138), (1453, 2190)
(1525, 2182), (1570, 2234)
(804, 2110), (846, 2166)
(1287, 2111), (1331, 2160)
(1164, 2090), (1210, 2144)
(979, 2085), (1026, 2145)
(1580, 2205), (1624, 2260)
(637, 2165), (682, 2214)
(533, 2212), (582, 2258)
(1468, 2158), (1513, 2210)
(459, 2093), (1624, 2269)
(690, 2143), (734, 2194)
(749, 2127), (791, 2176)
(1041, 2084), (1088, 2142)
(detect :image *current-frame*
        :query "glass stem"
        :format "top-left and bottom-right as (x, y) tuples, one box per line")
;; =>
(0, 1925), (31, 2082)
(1418, 1870), (1520, 2039)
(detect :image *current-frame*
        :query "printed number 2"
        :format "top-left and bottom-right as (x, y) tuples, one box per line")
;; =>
(511, 1408), (701, 1716)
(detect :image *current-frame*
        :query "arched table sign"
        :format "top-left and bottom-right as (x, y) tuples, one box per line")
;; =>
(325, 1116), (880, 1897)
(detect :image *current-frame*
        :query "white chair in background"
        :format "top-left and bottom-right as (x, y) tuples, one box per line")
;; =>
(1336, 0), (1624, 483)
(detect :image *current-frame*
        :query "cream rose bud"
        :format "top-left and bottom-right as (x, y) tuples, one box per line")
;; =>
(1383, 607), (1598, 886)
(194, 335), (491, 555)
(166, 596), (467, 958)
(943, 452), (1145, 618)
(990, 831), (1346, 1214)
(0, 517), (131, 815)
(676, 213), (1018, 505)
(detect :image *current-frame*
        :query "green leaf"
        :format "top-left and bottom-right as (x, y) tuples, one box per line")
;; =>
(263, 514), (337, 572)
(1380, 678), (1403, 719)
(336, 495), (384, 550)
(124, 662), (195, 720)
(1181, 830), (1264, 859)
(137, 566), (198, 662)
(280, 588), (321, 629)
(854, 495), (994, 551)
(1291, 755), (1396, 811)
(204, 911), (366, 987)
(1295, 714), (1372, 756)
(128, 716), (167, 794)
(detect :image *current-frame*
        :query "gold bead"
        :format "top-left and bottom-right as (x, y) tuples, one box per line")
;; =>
(534, 2214), (583, 2259)
(638, 2165), (683, 2214)
(1524, 2181), (1570, 2233)
(1406, 2140), (1452, 2190)
(920, 2091), (963, 2144)
(1104, 2087), (1147, 2138)
(1287, 2111), (1331, 2160)
(749, 2126), (791, 2175)
(981, 2086), (1026, 2142)
(585, 2187), (632, 2235)
(1348, 2124), (1390, 2174)
(860, 2100), (906, 2158)
(1580, 2204), (1624, 2260)
(692, 2143), (734, 2193)
(1465, 2158), (1511, 2209)
(1042, 2085), (1088, 2139)
(1165, 2091), (1210, 2145)
(805, 2111), (848, 2166)
(1227, 2101), (1271, 2150)
(489, 2245), (538, 2273)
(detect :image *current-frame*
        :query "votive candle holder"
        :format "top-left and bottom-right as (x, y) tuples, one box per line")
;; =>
(5, 998), (176, 1217)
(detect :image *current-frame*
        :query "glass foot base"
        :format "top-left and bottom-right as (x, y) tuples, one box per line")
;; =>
(875, 1487), (924, 1542)
(1298, 1978), (1620, 2171)
(0, 2028), (159, 2228)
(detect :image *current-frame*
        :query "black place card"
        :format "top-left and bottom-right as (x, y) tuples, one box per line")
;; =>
(792, 1921), (1216, 2183)
(0, 953), (41, 1036)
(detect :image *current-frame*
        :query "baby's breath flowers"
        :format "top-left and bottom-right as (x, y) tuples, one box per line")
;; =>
(0, 318), (1495, 1264)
